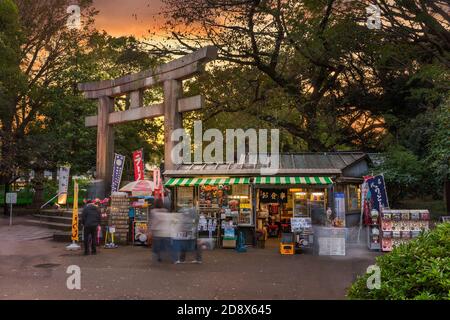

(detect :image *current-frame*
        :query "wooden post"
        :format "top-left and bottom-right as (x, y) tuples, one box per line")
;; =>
(130, 90), (143, 109)
(163, 80), (183, 171)
(97, 96), (115, 195)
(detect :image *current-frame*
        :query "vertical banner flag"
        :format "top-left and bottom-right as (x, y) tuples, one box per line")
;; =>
(366, 174), (389, 212)
(71, 181), (79, 241)
(57, 166), (70, 205)
(153, 168), (162, 200)
(111, 153), (126, 193)
(133, 149), (145, 181)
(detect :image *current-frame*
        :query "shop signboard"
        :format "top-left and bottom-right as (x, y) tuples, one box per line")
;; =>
(259, 189), (288, 203)
(132, 149), (145, 181)
(111, 153), (125, 193)
(57, 166), (70, 205)
(366, 175), (389, 212)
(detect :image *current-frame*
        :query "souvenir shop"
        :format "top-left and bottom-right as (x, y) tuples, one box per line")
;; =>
(165, 177), (253, 250)
(163, 152), (373, 255)
(164, 175), (349, 254)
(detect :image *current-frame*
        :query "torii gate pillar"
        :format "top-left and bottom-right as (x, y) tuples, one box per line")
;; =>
(78, 46), (218, 196)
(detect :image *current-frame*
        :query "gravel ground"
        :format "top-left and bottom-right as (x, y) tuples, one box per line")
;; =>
(0, 217), (380, 300)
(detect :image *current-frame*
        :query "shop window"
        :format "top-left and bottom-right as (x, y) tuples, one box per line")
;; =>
(176, 186), (194, 210)
(347, 184), (361, 211)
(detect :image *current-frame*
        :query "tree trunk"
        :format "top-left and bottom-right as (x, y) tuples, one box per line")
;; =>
(32, 169), (45, 209)
(445, 175), (450, 215)
(3, 182), (10, 216)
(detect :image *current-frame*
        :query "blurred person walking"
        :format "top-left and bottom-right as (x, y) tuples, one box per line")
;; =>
(171, 207), (202, 264)
(149, 199), (172, 262)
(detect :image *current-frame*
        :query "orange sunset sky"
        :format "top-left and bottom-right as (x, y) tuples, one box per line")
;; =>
(92, 0), (167, 38)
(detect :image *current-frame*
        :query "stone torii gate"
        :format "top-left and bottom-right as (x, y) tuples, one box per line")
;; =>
(78, 46), (218, 195)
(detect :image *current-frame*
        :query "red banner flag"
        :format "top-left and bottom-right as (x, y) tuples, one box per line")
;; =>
(132, 150), (145, 181)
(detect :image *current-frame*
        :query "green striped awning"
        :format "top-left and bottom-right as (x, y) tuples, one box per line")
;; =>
(165, 177), (250, 187)
(254, 176), (332, 185)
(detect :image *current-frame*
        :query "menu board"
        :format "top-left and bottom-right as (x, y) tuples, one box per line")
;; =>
(291, 217), (312, 232)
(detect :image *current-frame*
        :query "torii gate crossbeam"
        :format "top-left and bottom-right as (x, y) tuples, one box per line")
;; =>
(78, 46), (218, 195)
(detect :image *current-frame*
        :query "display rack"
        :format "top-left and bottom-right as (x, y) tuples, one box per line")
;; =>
(366, 209), (381, 250)
(109, 192), (129, 244)
(129, 196), (151, 246)
(380, 209), (430, 252)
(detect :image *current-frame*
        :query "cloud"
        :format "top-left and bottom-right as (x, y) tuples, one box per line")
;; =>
(92, 0), (165, 37)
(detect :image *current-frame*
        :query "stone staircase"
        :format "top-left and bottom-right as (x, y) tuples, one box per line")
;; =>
(24, 209), (79, 242)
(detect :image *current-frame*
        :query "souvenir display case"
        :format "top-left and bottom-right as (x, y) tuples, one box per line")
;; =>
(380, 209), (430, 252)
(367, 209), (381, 250)
(197, 185), (231, 247)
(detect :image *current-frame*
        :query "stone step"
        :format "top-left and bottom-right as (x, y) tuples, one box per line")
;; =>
(23, 219), (71, 231)
(39, 209), (74, 218)
(53, 231), (73, 242)
(32, 214), (73, 224)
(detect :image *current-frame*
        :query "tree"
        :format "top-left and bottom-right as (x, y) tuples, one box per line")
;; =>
(0, 0), (26, 212)
(154, 0), (449, 152)
(374, 145), (425, 205)
(0, 0), (98, 209)
(426, 98), (450, 213)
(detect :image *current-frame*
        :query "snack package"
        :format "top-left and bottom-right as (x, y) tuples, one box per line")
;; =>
(410, 210), (420, 220)
(382, 220), (393, 231)
(392, 211), (402, 221)
(382, 231), (392, 238)
(382, 211), (392, 220)
(382, 238), (393, 251)
(401, 231), (411, 238)
(420, 210), (430, 220)
(401, 211), (410, 220)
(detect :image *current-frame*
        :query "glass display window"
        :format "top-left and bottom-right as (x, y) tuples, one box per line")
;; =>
(347, 184), (361, 211)
(292, 189), (308, 217)
(176, 186), (194, 210)
(229, 193), (253, 226)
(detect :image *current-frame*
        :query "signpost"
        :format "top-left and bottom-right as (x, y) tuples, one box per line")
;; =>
(6, 192), (17, 226)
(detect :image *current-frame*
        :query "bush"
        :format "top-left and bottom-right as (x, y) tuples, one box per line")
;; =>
(348, 223), (450, 300)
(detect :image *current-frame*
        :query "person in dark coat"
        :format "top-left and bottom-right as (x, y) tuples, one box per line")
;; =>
(81, 200), (101, 255)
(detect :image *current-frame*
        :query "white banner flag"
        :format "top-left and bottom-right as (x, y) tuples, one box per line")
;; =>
(57, 166), (70, 205)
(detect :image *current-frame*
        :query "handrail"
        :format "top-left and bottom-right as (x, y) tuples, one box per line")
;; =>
(40, 192), (65, 209)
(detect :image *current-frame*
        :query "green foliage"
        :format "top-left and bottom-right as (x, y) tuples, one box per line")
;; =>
(348, 223), (450, 300)
(426, 99), (450, 187)
(374, 145), (425, 204)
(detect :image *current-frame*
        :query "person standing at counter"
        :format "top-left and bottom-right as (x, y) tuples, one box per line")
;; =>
(81, 200), (101, 255)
